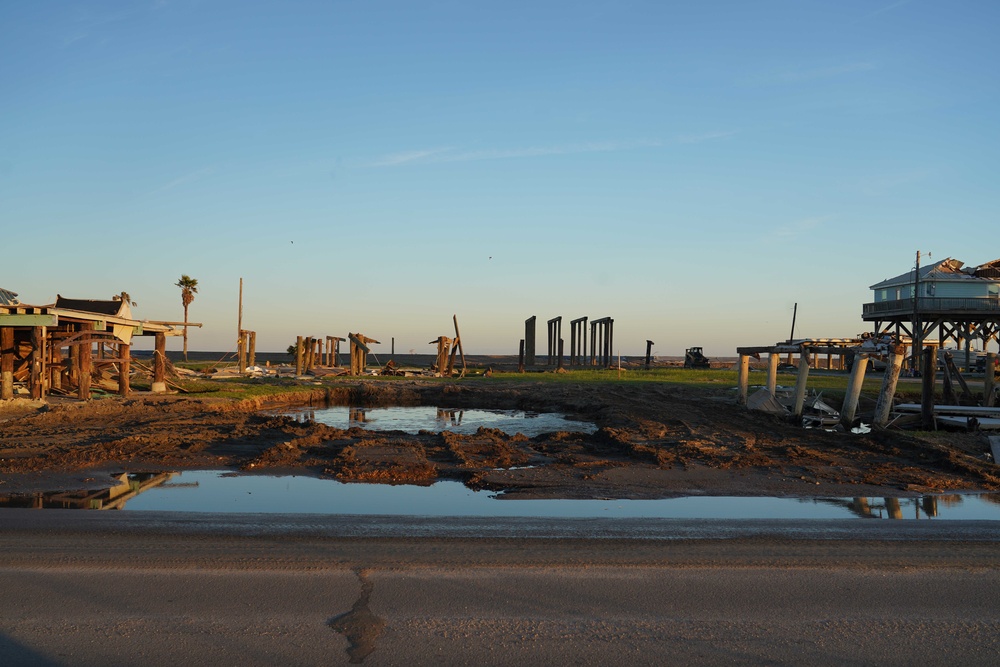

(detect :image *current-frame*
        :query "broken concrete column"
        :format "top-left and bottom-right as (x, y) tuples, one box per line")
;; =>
(792, 351), (810, 418)
(841, 353), (870, 428)
(736, 354), (750, 407)
(873, 345), (905, 428)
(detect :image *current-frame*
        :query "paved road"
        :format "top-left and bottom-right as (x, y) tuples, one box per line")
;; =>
(2, 512), (1000, 666)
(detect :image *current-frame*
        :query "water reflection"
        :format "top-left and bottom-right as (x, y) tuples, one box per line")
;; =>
(280, 406), (597, 437)
(0, 472), (175, 510)
(436, 408), (463, 427)
(6, 472), (1000, 520)
(812, 495), (966, 519)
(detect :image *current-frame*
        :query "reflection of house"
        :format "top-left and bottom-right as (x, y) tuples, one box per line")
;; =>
(863, 258), (1000, 370)
(0, 291), (181, 400)
(0, 472), (175, 510)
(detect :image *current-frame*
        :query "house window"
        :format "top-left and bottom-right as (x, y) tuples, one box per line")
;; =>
(926, 282), (935, 296)
(895, 288), (902, 300)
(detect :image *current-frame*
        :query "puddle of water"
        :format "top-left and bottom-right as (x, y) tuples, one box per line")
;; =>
(280, 406), (596, 437)
(90, 471), (1000, 520)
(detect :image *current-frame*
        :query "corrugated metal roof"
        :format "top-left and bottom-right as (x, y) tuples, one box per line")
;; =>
(0, 287), (19, 306)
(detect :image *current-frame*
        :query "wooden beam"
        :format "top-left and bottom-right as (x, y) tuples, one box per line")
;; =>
(0, 314), (58, 326)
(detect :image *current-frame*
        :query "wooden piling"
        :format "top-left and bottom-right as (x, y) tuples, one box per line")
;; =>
(766, 352), (780, 396)
(985, 352), (997, 408)
(518, 339), (525, 373)
(921, 347), (935, 429)
(49, 342), (61, 391)
(30, 326), (43, 400)
(118, 343), (130, 397)
(941, 353), (957, 405)
(248, 331), (256, 368)
(524, 316), (536, 366)
(873, 344), (905, 428)
(792, 352), (810, 418)
(736, 354), (750, 406)
(1, 326), (13, 400)
(295, 336), (304, 376)
(841, 353), (870, 428)
(557, 339), (565, 371)
(453, 315), (467, 377)
(152, 332), (166, 393)
(78, 324), (91, 400)
(237, 330), (246, 373)
(645, 340), (654, 370)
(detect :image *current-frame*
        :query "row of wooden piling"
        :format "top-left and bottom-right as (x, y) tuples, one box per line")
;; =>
(522, 315), (615, 370)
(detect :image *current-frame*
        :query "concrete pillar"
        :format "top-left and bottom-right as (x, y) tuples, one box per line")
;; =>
(873, 346), (905, 427)
(737, 354), (750, 406)
(766, 352), (780, 395)
(792, 352), (811, 418)
(841, 353), (870, 428)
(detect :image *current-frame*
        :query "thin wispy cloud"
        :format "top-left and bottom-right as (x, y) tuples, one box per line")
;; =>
(368, 140), (660, 168)
(773, 216), (831, 239)
(153, 166), (215, 193)
(369, 148), (454, 167)
(861, 0), (914, 21)
(675, 130), (738, 144)
(745, 62), (876, 87)
(778, 62), (875, 83)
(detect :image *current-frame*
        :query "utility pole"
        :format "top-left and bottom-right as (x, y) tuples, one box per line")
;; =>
(912, 252), (922, 375)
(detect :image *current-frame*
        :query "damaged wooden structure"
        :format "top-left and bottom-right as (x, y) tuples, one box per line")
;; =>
(428, 315), (468, 377)
(864, 256), (1000, 373)
(1, 294), (185, 401)
(520, 314), (615, 369)
(295, 335), (345, 376)
(348, 333), (380, 376)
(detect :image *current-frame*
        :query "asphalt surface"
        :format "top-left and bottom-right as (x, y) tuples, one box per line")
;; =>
(3, 512), (1000, 666)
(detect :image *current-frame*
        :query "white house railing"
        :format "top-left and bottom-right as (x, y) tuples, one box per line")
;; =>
(863, 297), (1000, 318)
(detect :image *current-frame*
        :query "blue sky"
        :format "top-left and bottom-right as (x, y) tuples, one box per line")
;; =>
(2, 0), (998, 356)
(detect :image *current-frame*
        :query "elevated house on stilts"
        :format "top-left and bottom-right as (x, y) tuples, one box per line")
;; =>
(864, 257), (1000, 373)
(0, 291), (181, 401)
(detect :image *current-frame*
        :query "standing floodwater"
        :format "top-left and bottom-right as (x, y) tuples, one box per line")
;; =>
(282, 406), (597, 437)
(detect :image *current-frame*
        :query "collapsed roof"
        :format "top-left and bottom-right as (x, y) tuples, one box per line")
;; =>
(869, 258), (1000, 290)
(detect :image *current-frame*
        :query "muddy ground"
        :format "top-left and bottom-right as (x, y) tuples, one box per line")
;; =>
(1, 379), (999, 499)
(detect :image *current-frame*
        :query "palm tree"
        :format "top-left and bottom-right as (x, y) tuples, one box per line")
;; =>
(175, 275), (198, 361)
